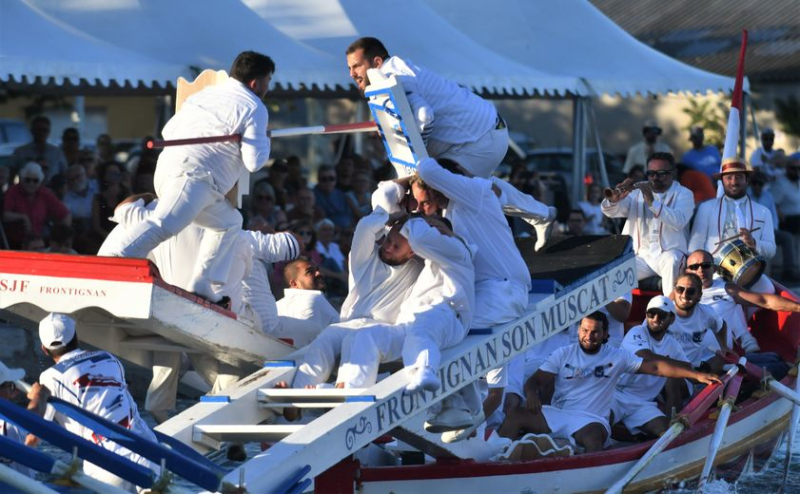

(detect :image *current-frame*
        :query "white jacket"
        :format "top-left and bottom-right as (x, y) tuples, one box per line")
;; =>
(601, 181), (694, 255)
(689, 195), (776, 258)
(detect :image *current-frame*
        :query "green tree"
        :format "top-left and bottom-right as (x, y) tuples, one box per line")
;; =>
(775, 96), (800, 139)
(681, 97), (728, 148)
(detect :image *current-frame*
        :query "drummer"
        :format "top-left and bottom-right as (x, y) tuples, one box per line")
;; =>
(689, 158), (776, 295)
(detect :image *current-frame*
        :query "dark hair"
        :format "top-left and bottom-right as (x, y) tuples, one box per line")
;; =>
(283, 256), (312, 287)
(568, 208), (586, 219)
(47, 334), (79, 358)
(628, 165), (645, 179)
(230, 51), (275, 84)
(346, 37), (390, 61)
(677, 272), (703, 290)
(647, 152), (675, 169)
(30, 115), (50, 127)
(583, 311), (609, 332)
(62, 127), (79, 140)
(50, 224), (75, 244)
(291, 220), (317, 252)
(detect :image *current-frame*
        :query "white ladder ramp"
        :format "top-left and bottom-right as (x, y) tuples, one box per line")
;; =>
(205, 255), (637, 493)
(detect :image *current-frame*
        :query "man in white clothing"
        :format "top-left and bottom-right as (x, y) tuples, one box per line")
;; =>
(289, 182), (423, 391)
(687, 250), (800, 352)
(0, 361), (36, 478)
(611, 296), (690, 439)
(623, 120), (672, 173)
(112, 51), (274, 303)
(336, 215), (474, 398)
(749, 128), (783, 177)
(667, 273), (728, 371)
(498, 312), (718, 453)
(29, 314), (160, 491)
(275, 257), (340, 348)
(689, 158), (775, 294)
(346, 37), (507, 178)
(602, 152), (695, 295)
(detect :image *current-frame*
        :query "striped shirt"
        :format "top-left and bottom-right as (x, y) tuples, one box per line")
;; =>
(379, 56), (497, 144)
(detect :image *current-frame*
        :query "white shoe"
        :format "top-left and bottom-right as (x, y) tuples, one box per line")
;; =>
(424, 407), (474, 433)
(441, 410), (486, 443)
(406, 366), (440, 393)
(533, 207), (557, 252)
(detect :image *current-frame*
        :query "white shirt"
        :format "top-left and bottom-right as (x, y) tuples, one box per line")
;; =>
(667, 304), (723, 367)
(396, 218), (476, 328)
(616, 324), (688, 401)
(623, 141), (672, 173)
(276, 289), (340, 347)
(701, 277), (747, 347)
(770, 176), (800, 217)
(0, 419), (35, 478)
(689, 195), (776, 258)
(241, 231), (302, 333)
(316, 241), (346, 272)
(157, 78), (271, 194)
(340, 190), (423, 323)
(540, 343), (643, 418)
(379, 56), (497, 144)
(40, 349), (158, 479)
(566, 292), (633, 348)
(417, 158), (530, 290)
(578, 201), (608, 234)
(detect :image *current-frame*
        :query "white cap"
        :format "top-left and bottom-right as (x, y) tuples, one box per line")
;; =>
(39, 313), (76, 350)
(646, 295), (676, 315)
(0, 361), (24, 385)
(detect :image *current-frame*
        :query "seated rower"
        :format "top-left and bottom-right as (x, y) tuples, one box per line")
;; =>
(497, 311), (718, 454)
(611, 296), (690, 440)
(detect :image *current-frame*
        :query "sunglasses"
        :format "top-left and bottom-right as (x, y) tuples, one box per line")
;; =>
(687, 262), (713, 271)
(23, 177), (40, 184)
(675, 285), (698, 297)
(646, 309), (669, 320)
(646, 170), (673, 179)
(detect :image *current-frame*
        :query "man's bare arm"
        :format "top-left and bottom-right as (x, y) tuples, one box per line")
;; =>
(727, 283), (800, 312)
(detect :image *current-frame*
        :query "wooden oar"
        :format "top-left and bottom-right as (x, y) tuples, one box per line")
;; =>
(717, 353), (800, 407)
(779, 366), (800, 493)
(605, 368), (737, 494)
(697, 362), (745, 491)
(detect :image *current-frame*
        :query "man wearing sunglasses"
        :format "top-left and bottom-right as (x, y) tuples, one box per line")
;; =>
(689, 158), (776, 295)
(667, 273), (728, 372)
(687, 249), (800, 353)
(603, 152), (694, 295)
(611, 296), (690, 439)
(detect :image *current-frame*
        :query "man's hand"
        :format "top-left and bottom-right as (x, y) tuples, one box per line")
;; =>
(24, 433), (39, 447)
(694, 372), (722, 386)
(503, 393), (522, 413)
(26, 382), (50, 417)
(639, 181), (655, 206)
(525, 392), (542, 415)
(607, 179), (633, 203)
(739, 228), (756, 249)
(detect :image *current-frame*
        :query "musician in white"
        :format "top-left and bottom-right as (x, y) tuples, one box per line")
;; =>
(689, 158), (776, 295)
(112, 51), (274, 304)
(602, 152), (695, 296)
(346, 37), (507, 178)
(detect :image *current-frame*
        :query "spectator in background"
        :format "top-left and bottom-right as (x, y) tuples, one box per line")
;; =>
(681, 126), (720, 179)
(287, 186), (325, 224)
(46, 224), (77, 254)
(131, 156), (156, 195)
(284, 155), (306, 197)
(628, 165), (646, 183)
(346, 170), (373, 220)
(314, 164), (352, 229)
(750, 128), (784, 178)
(63, 164), (94, 234)
(315, 218), (348, 298)
(3, 162), (71, 249)
(268, 159), (290, 210)
(677, 163), (715, 206)
(770, 153), (800, 235)
(272, 220), (324, 300)
(336, 158), (355, 193)
(60, 128), (82, 168)
(578, 183), (610, 234)
(91, 162), (127, 242)
(749, 171), (800, 282)
(249, 181), (287, 234)
(77, 150), (100, 186)
(624, 120), (672, 173)
(12, 116), (68, 184)
(95, 134), (114, 164)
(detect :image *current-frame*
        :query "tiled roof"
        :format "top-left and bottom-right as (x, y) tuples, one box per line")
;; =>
(591, 0), (800, 82)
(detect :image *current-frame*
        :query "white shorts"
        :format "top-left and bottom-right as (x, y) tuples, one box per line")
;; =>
(541, 405), (610, 447)
(610, 393), (665, 434)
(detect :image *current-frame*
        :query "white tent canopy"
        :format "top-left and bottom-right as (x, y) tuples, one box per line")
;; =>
(424, 0), (743, 97)
(0, 0), (188, 88)
(244, 0), (587, 96)
(25, 0), (351, 92)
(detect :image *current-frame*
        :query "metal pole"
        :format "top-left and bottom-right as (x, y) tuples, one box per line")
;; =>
(572, 97), (586, 207)
(587, 99), (610, 188)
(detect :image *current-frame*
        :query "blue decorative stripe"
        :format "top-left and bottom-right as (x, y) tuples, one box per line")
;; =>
(344, 396), (376, 403)
(264, 360), (296, 368)
(199, 395), (230, 403)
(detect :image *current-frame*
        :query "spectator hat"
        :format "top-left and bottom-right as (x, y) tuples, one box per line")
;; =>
(0, 361), (24, 385)
(643, 119), (662, 135)
(646, 295), (676, 315)
(39, 313), (76, 350)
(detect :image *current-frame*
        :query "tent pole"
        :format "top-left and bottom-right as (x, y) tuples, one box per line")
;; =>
(571, 96), (586, 207)
(587, 99), (609, 188)
(354, 99), (367, 155)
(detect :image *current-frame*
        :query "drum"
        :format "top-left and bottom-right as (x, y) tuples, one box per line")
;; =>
(714, 239), (765, 288)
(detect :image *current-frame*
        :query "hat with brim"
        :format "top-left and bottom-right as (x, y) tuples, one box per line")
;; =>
(0, 361), (24, 385)
(715, 157), (753, 179)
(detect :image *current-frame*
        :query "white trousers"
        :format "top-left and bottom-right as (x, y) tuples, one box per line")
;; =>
(427, 126), (509, 178)
(144, 352), (240, 413)
(636, 250), (684, 296)
(116, 166), (242, 300)
(292, 318), (383, 389)
(337, 305), (466, 388)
